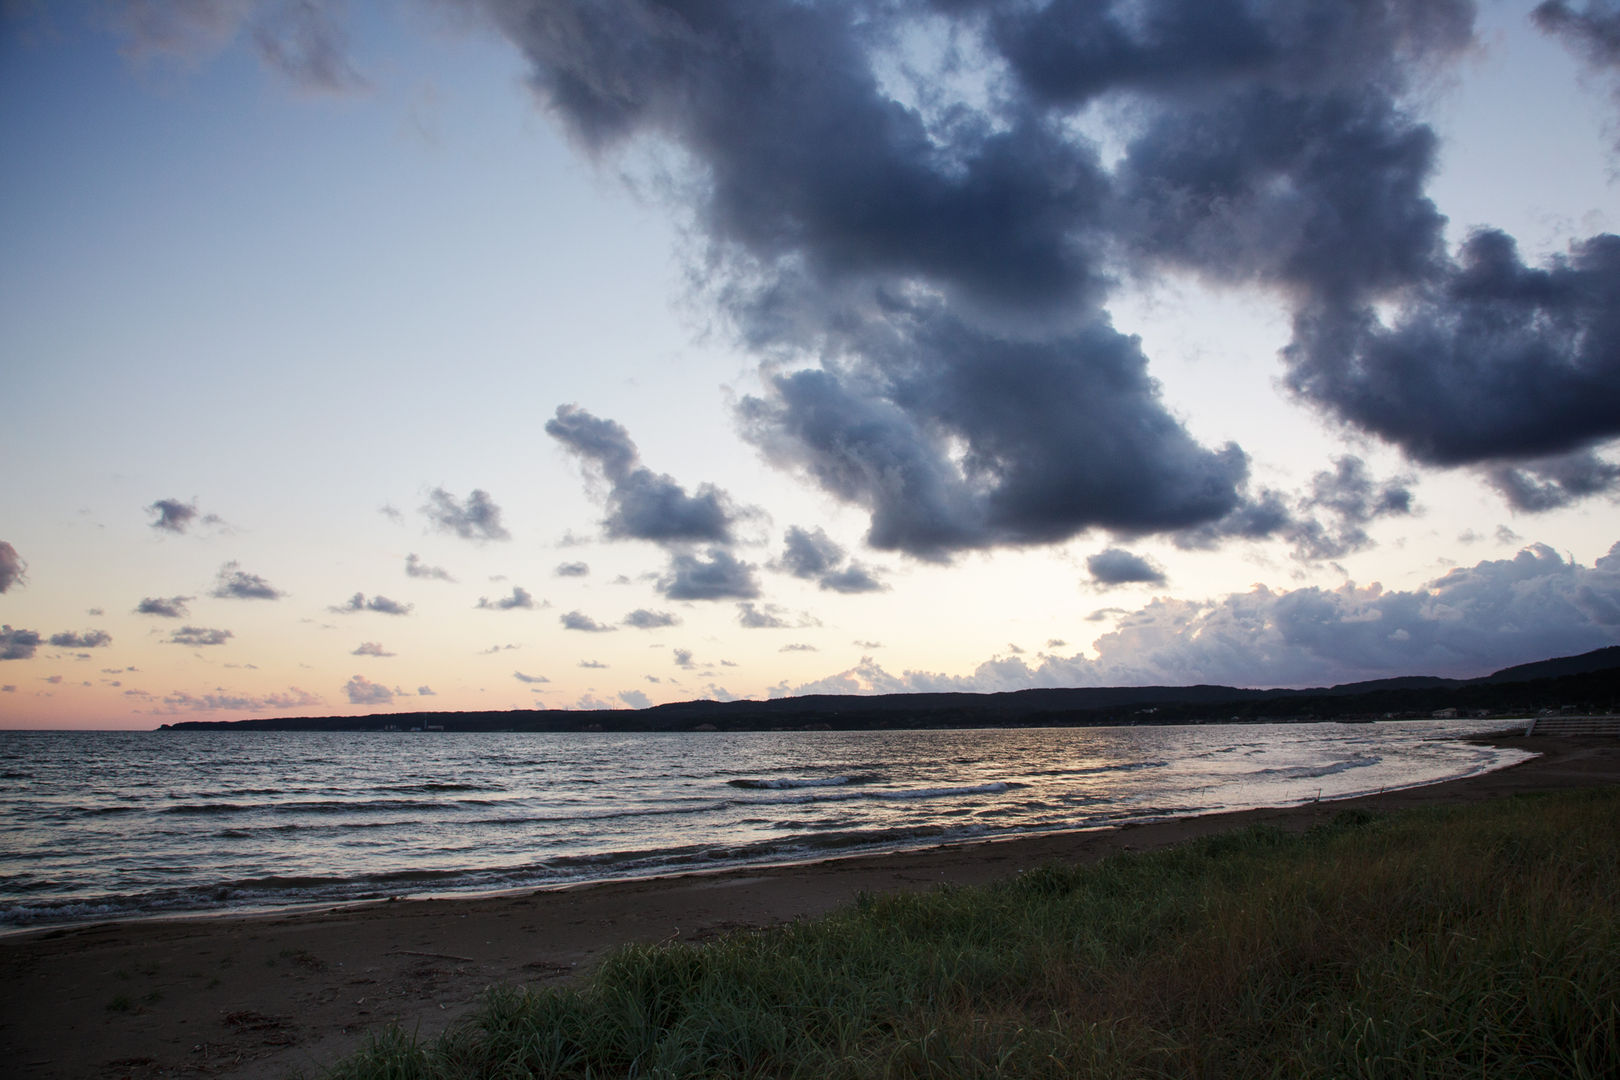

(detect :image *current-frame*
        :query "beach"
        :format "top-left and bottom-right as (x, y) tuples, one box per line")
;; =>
(3, 731), (1615, 1080)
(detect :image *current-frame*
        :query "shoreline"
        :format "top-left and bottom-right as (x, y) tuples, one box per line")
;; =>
(3, 732), (1614, 1080)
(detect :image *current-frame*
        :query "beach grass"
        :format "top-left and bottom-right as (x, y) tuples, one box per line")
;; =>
(318, 788), (1619, 1079)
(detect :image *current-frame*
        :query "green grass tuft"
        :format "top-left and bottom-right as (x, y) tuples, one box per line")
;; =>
(320, 789), (1620, 1079)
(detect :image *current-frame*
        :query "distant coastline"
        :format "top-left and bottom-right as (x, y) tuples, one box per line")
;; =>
(160, 646), (1620, 733)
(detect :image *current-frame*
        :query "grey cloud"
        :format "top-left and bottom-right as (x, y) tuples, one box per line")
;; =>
(158, 687), (321, 712)
(1536, 1), (1620, 64)
(405, 553), (455, 581)
(331, 592), (413, 615)
(1086, 548), (1166, 587)
(479, 0), (1620, 535)
(0, 626), (41, 660)
(780, 643), (817, 652)
(560, 610), (616, 633)
(777, 526), (887, 593)
(423, 487), (511, 542)
(344, 674), (394, 705)
(555, 561), (591, 577)
(169, 626), (233, 647)
(513, 670), (550, 684)
(351, 641), (395, 657)
(657, 548), (760, 601)
(211, 562), (283, 600)
(250, 0), (367, 94)
(48, 630), (112, 649)
(619, 689), (652, 709)
(137, 595), (192, 618)
(477, 586), (535, 610)
(0, 542), (24, 593)
(624, 608), (679, 629)
(579, 659), (608, 669)
(546, 405), (740, 545)
(1285, 231), (1620, 468)
(673, 648), (695, 668)
(148, 498), (199, 533)
(417, 685), (436, 696)
(737, 601), (819, 629)
(1486, 450), (1620, 513)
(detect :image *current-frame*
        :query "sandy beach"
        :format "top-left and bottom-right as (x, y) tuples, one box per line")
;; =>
(2, 731), (1614, 1080)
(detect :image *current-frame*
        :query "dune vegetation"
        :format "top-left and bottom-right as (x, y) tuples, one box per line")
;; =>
(319, 788), (1618, 1079)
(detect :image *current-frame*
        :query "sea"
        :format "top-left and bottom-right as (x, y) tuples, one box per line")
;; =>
(0, 720), (1533, 933)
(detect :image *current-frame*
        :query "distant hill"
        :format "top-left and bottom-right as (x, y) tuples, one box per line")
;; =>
(159, 646), (1620, 733)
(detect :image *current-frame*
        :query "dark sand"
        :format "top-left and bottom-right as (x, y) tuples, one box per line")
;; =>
(3, 732), (1615, 1080)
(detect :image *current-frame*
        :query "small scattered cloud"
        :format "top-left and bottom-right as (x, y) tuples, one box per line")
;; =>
(513, 671), (550, 684)
(780, 643), (818, 652)
(136, 595), (191, 618)
(1086, 548), (1168, 588)
(0, 542), (24, 593)
(351, 641), (395, 657)
(658, 548), (760, 601)
(147, 498), (198, 533)
(380, 504), (404, 524)
(579, 659), (609, 669)
(477, 586), (536, 611)
(48, 630), (112, 649)
(423, 487), (510, 542)
(673, 648), (695, 669)
(405, 553), (454, 581)
(623, 608), (679, 629)
(853, 640), (883, 649)
(547, 405), (746, 545)
(211, 561), (283, 600)
(417, 685), (435, 696)
(480, 643), (522, 654)
(555, 561), (590, 577)
(330, 592), (413, 615)
(1046, 638), (1067, 649)
(1, 685), (13, 692)
(618, 689), (652, 709)
(776, 526), (887, 593)
(560, 610), (616, 633)
(168, 626), (233, 647)
(344, 674), (394, 705)
(736, 602), (819, 629)
(0, 626), (41, 661)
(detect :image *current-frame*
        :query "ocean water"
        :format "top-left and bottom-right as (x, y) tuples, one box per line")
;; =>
(0, 720), (1531, 931)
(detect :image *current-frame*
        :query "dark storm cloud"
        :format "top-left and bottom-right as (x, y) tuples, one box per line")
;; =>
(555, 561), (590, 577)
(1535, 2), (1620, 66)
(656, 548), (760, 601)
(477, 586), (536, 610)
(0, 626), (41, 661)
(560, 610), (616, 633)
(330, 592), (413, 615)
(169, 626), (233, 647)
(546, 405), (740, 545)
(423, 488), (511, 542)
(1086, 548), (1167, 587)
(776, 526), (887, 593)
(211, 562), (283, 600)
(136, 595), (192, 618)
(0, 542), (23, 593)
(405, 553), (455, 582)
(1486, 450), (1620, 512)
(48, 630), (112, 649)
(474, 0), (1620, 538)
(624, 608), (679, 629)
(1284, 231), (1620, 467)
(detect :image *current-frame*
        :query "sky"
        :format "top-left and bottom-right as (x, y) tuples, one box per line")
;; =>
(2, 0), (1618, 730)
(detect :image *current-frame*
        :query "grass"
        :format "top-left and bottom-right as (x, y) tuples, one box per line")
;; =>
(318, 789), (1619, 1079)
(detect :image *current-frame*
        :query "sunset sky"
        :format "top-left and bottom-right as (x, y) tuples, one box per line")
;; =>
(3, 0), (1618, 729)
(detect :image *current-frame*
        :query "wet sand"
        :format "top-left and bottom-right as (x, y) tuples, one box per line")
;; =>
(3, 732), (1615, 1080)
